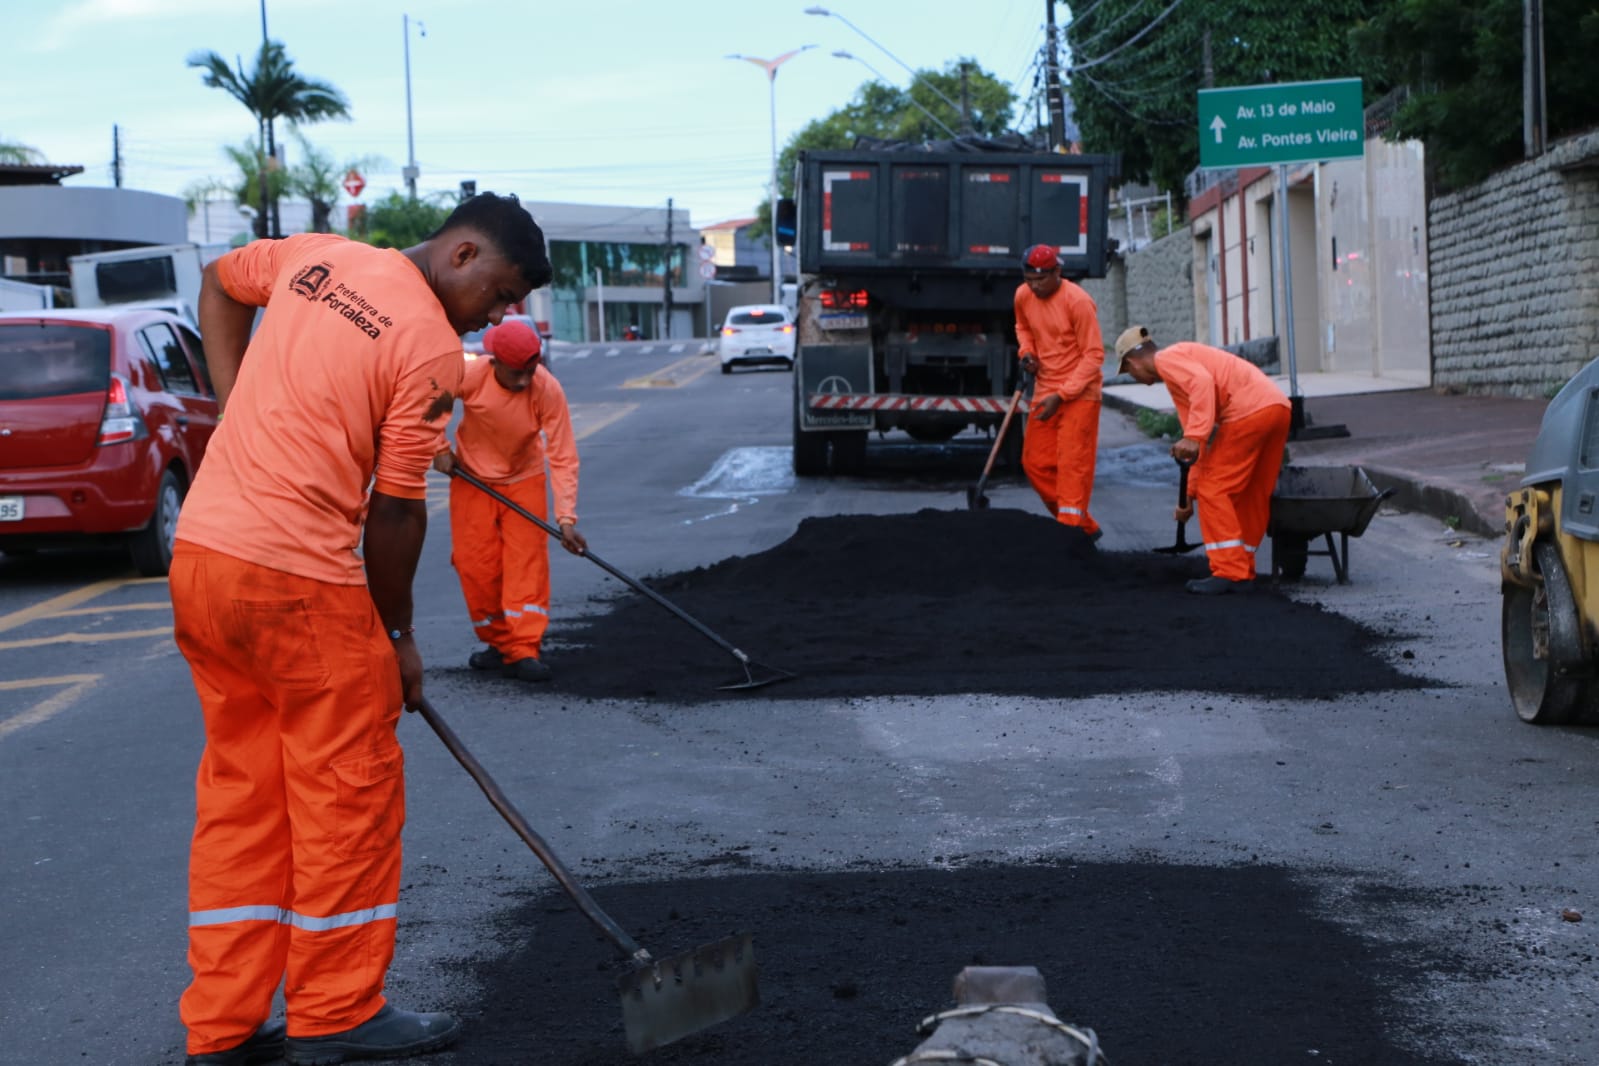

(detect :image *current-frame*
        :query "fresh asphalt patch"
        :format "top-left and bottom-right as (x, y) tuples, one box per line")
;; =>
(538, 508), (1427, 703)
(448, 860), (1474, 1065)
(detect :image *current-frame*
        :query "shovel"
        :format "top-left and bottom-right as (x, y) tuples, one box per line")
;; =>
(966, 376), (1030, 510)
(414, 695), (759, 1054)
(1154, 460), (1202, 555)
(447, 466), (796, 691)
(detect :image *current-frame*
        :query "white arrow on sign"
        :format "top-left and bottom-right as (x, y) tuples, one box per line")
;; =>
(1210, 115), (1227, 143)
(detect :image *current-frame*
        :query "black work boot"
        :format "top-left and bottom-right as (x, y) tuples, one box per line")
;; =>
(284, 1005), (460, 1064)
(467, 646), (504, 671)
(1186, 575), (1252, 596)
(186, 1019), (287, 1065)
(503, 657), (553, 683)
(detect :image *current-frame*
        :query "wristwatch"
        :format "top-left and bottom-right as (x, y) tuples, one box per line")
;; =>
(388, 625), (415, 641)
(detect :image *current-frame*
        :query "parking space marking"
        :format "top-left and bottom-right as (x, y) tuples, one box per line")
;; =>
(0, 578), (129, 636)
(0, 674), (101, 742)
(0, 626), (173, 652)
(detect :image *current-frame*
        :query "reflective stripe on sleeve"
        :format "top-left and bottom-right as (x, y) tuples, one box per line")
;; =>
(522, 604), (548, 617)
(190, 903), (398, 930)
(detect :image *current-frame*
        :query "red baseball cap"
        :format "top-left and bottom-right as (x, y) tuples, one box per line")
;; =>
(1022, 244), (1060, 271)
(483, 320), (541, 369)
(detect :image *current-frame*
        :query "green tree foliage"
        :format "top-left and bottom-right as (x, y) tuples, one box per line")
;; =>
(285, 131), (387, 234)
(188, 40), (350, 238)
(749, 59), (1016, 237)
(349, 192), (451, 249)
(1065, 0), (1382, 193)
(1352, 0), (1599, 189)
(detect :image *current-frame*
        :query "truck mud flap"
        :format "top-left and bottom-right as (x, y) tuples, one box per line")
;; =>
(797, 343), (874, 431)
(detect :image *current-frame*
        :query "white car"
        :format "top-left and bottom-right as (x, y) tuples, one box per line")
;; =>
(718, 304), (796, 373)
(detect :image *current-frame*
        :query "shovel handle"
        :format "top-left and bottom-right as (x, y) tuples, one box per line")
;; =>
(1177, 461), (1191, 509)
(413, 696), (649, 964)
(449, 466), (751, 667)
(978, 385), (1026, 486)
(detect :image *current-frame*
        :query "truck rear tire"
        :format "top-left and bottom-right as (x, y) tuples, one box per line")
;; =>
(793, 402), (828, 477)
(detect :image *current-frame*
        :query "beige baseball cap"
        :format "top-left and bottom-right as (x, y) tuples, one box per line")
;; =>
(1114, 325), (1154, 370)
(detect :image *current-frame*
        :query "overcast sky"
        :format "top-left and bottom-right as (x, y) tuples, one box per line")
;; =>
(5, 0), (1058, 228)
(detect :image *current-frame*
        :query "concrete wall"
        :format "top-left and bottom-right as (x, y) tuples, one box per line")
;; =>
(1430, 128), (1599, 396)
(0, 186), (186, 244)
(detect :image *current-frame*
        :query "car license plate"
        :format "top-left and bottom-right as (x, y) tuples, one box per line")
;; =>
(745, 346), (771, 355)
(0, 496), (22, 522)
(818, 313), (868, 331)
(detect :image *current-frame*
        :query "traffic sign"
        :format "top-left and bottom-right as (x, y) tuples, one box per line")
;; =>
(698, 261), (717, 280)
(342, 169), (366, 198)
(697, 244), (716, 262)
(1197, 78), (1364, 169)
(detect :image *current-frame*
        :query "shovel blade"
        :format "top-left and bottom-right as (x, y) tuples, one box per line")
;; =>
(618, 932), (759, 1055)
(717, 661), (798, 692)
(966, 486), (989, 510)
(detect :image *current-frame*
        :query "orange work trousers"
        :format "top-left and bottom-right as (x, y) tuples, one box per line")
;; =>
(1192, 404), (1293, 581)
(1021, 396), (1101, 534)
(449, 472), (551, 663)
(170, 541), (404, 1056)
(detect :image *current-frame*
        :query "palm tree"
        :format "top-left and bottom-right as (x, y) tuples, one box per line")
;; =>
(187, 40), (350, 238)
(0, 137), (45, 165)
(286, 130), (386, 234)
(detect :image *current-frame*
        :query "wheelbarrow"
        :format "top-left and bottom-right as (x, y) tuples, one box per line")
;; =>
(1268, 465), (1394, 583)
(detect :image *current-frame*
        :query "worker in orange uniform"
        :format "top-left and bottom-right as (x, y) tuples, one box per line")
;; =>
(169, 192), (551, 1066)
(1013, 243), (1105, 539)
(432, 319), (586, 683)
(1114, 325), (1292, 595)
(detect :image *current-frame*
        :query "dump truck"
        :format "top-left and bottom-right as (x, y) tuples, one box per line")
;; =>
(789, 144), (1116, 476)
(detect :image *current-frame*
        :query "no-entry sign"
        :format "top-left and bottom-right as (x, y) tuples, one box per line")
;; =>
(1197, 78), (1364, 169)
(342, 169), (366, 198)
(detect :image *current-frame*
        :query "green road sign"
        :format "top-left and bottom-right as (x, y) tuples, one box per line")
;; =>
(1197, 78), (1364, 169)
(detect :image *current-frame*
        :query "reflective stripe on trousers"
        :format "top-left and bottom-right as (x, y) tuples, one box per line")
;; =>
(191, 903), (398, 932)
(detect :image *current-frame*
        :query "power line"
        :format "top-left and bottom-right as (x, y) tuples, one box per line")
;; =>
(1067, 0), (1186, 73)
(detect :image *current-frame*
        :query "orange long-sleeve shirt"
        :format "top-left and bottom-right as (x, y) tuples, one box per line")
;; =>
(445, 357), (579, 525)
(176, 233), (463, 586)
(1013, 279), (1103, 402)
(1155, 341), (1290, 442)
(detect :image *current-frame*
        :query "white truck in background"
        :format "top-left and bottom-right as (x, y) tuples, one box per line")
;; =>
(0, 277), (54, 311)
(68, 243), (228, 327)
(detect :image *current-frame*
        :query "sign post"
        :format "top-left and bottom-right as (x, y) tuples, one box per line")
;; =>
(1197, 78), (1362, 440)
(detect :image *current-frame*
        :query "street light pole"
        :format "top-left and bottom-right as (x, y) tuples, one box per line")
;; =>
(728, 47), (814, 304)
(805, 6), (964, 118)
(832, 50), (958, 138)
(402, 14), (425, 200)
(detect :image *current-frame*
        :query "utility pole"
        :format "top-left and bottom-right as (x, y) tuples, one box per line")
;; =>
(663, 197), (675, 340)
(111, 125), (122, 188)
(959, 62), (974, 134)
(258, 0), (271, 237)
(1044, 0), (1066, 151)
(403, 14), (422, 200)
(1524, 0), (1547, 157)
(1202, 28), (1214, 89)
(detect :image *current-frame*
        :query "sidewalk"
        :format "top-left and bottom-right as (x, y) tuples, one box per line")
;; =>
(1102, 372), (1552, 538)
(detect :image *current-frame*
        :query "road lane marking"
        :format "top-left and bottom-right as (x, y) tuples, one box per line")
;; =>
(49, 602), (172, 618)
(622, 353), (716, 389)
(0, 578), (129, 635)
(0, 674), (101, 741)
(0, 626), (173, 652)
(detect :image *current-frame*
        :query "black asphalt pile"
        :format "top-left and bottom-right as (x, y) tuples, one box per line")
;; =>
(453, 861), (1470, 1065)
(545, 507), (1423, 702)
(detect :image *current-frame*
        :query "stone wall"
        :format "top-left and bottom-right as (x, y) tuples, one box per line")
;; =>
(1125, 225), (1198, 347)
(1430, 128), (1599, 396)
(1078, 258), (1125, 354)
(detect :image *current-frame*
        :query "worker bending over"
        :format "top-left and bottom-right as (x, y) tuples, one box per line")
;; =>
(434, 319), (585, 683)
(1013, 243), (1105, 538)
(1114, 326), (1291, 595)
(171, 193), (550, 1065)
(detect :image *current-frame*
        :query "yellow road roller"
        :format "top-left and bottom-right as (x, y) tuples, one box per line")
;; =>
(1502, 375), (1599, 723)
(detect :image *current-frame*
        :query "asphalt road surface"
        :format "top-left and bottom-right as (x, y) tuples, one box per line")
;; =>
(3, 337), (1597, 1065)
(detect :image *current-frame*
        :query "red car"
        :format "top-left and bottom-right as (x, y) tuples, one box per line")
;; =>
(0, 308), (219, 575)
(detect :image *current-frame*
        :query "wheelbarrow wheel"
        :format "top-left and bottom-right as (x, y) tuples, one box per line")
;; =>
(1274, 534), (1310, 581)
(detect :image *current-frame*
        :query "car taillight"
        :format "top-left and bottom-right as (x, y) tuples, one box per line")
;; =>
(820, 288), (869, 310)
(97, 374), (148, 446)
(780, 324), (794, 333)
(722, 326), (736, 335)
